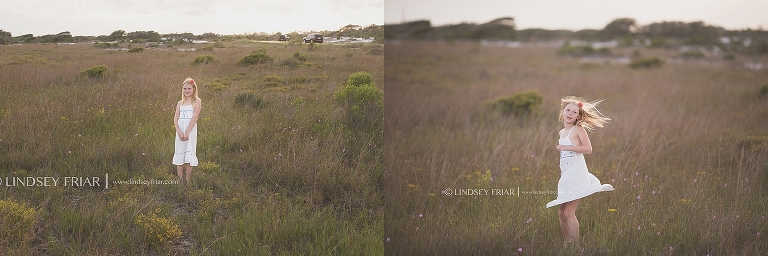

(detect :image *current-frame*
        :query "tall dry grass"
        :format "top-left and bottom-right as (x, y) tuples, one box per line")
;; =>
(385, 41), (768, 255)
(0, 41), (383, 254)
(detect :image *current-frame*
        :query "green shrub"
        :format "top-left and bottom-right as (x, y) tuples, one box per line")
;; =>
(237, 48), (273, 66)
(680, 49), (705, 58)
(485, 90), (543, 117)
(649, 37), (666, 48)
(738, 136), (767, 151)
(723, 53), (736, 61)
(629, 56), (664, 68)
(347, 71), (373, 87)
(345, 52), (354, 59)
(285, 75), (322, 84)
(334, 72), (383, 130)
(127, 47), (144, 53)
(204, 81), (228, 91)
(135, 209), (181, 247)
(558, 44), (610, 56)
(202, 74), (245, 91)
(367, 48), (384, 55)
(79, 65), (108, 78)
(198, 161), (221, 173)
(0, 199), (37, 248)
(293, 52), (308, 62)
(193, 55), (217, 64)
(262, 75), (283, 87)
(234, 92), (265, 109)
(93, 42), (118, 48)
(279, 58), (300, 68)
(760, 82), (768, 98)
(201, 46), (214, 51)
(558, 45), (593, 55)
(291, 96), (305, 114)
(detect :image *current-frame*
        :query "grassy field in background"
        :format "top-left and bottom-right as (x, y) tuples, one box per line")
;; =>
(385, 41), (768, 255)
(0, 40), (383, 254)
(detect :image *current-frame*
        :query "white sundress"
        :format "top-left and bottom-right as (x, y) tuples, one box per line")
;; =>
(173, 103), (198, 166)
(546, 126), (613, 208)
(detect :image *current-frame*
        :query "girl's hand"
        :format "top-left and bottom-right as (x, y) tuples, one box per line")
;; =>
(556, 145), (566, 151)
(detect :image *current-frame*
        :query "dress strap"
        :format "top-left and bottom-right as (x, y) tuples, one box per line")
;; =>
(566, 126), (577, 137)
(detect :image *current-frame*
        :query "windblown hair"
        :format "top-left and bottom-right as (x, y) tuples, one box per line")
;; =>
(180, 77), (199, 107)
(559, 96), (610, 132)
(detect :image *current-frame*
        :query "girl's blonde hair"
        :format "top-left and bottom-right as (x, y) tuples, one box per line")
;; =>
(559, 96), (610, 132)
(180, 77), (199, 106)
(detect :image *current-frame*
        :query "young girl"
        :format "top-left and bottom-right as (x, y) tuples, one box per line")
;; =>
(173, 77), (202, 184)
(546, 96), (614, 243)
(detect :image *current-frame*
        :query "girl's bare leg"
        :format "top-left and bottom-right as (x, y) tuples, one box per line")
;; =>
(559, 199), (581, 242)
(184, 164), (192, 184)
(176, 165), (184, 183)
(558, 204), (569, 240)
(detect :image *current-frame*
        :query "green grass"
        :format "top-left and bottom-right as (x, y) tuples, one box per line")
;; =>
(0, 41), (383, 254)
(385, 41), (768, 255)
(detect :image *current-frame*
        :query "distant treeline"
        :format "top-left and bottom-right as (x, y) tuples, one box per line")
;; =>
(385, 18), (768, 54)
(0, 24), (383, 45)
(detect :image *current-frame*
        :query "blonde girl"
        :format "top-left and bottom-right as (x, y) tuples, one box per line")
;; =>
(173, 77), (202, 184)
(546, 96), (613, 243)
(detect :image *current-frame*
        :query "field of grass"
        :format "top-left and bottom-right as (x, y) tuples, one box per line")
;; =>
(0, 40), (383, 254)
(384, 41), (768, 255)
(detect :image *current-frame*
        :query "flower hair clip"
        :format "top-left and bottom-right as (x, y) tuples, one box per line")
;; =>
(578, 102), (583, 108)
(189, 79), (194, 84)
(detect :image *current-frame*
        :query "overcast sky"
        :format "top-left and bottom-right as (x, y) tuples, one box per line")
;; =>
(385, 0), (768, 31)
(1, 0), (383, 36)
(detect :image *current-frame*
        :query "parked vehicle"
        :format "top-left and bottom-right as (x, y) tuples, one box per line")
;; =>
(303, 33), (323, 43)
(278, 35), (289, 41)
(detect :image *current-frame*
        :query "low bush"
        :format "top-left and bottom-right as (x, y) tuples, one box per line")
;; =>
(79, 65), (108, 78)
(0, 199), (37, 249)
(367, 48), (384, 55)
(204, 81), (227, 91)
(278, 58), (300, 68)
(680, 49), (706, 59)
(760, 82), (768, 98)
(293, 52), (308, 62)
(198, 161), (221, 173)
(649, 37), (666, 48)
(558, 44), (611, 56)
(193, 55), (216, 64)
(234, 92), (265, 109)
(93, 42), (119, 48)
(334, 72), (383, 130)
(485, 90), (543, 117)
(347, 71), (373, 86)
(629, 56), (664, 68)
(135, 209), (181, 247)
(127, 47), (144, 53)
(202, 74), (245, 91)
(237, 48), (273, 66)
(738, 136), (767, 151)
(262, 75), (283, 87)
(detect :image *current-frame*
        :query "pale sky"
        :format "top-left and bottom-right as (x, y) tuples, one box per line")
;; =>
(1, 0), (383, 36)
(385, 0), (768, 31)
